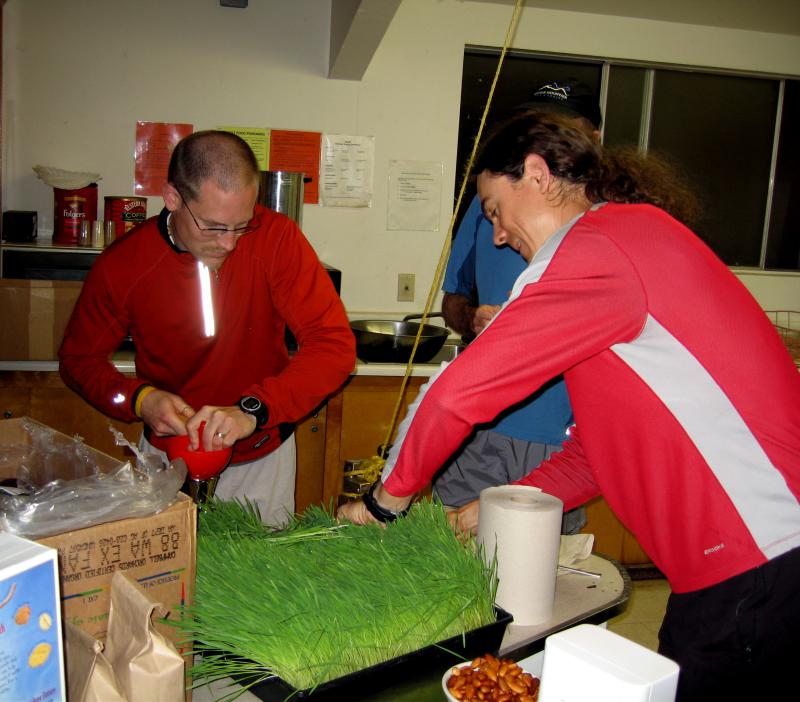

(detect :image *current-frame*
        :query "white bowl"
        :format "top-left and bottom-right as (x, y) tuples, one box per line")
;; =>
(441, 655), (543, 701)
(441, 661), (473, 702)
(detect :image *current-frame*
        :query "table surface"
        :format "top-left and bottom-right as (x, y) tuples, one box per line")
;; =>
(192, 554), (629, 702)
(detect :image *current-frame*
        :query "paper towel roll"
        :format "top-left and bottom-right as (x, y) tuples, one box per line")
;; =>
(477, 485), (563, 626)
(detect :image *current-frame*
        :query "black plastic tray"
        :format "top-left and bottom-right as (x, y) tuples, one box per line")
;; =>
(223, 606), (512, 701)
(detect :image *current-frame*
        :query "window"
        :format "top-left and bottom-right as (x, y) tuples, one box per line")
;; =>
(458, 47), (800, 271)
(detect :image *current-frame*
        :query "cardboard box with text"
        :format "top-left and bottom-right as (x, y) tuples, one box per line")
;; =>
(0, 418), (196, 658)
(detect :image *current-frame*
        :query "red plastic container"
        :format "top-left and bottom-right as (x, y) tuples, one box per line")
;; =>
(157, 422), (232, 480)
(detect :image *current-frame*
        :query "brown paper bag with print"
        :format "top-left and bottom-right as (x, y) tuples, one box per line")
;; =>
(64, 621), (127, 702)
(105, 571), (185, 702)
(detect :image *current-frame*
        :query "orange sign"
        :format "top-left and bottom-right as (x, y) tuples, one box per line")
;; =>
(268, 130), (321, 204)
(134, 122), (193, 196)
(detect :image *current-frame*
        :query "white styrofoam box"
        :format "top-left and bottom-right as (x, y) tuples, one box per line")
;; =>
(538, 624), (679, 702)
(0, 532), (66, 702)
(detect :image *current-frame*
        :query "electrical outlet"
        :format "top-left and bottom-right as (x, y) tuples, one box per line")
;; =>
(397, 273), (415, 302)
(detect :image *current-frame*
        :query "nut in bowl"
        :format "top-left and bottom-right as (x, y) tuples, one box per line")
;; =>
(443, 654), (540, 702)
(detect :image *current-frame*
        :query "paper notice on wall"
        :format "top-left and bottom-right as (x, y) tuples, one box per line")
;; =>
(268, 130), (321, 204)
(134, 122), (193, 196)
(387, 160), (442, 231)
(218, 126), (270, 170)
(319, 134), (374, 207)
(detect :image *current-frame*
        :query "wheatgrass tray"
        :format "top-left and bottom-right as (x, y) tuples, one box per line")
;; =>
(177, 500), (509, 701)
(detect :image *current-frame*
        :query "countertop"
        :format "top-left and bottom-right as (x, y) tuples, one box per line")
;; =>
(0, 349), (453, 378)
(192, 553), (629, 702)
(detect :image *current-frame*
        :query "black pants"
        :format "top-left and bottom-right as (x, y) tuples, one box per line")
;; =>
(658, 547), (800, 701)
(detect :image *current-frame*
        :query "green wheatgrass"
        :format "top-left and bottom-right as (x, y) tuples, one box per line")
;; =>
(176, 499), (497, 697)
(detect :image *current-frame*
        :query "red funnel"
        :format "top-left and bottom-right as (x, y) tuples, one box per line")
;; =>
(158, 422), (233, 480)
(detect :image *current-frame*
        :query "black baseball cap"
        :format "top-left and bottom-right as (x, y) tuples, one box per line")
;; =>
(517, 78), (602, 129)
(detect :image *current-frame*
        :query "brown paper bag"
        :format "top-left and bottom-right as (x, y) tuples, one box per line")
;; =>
(105, 571), (185, 702)
(64, 621), (127, 702)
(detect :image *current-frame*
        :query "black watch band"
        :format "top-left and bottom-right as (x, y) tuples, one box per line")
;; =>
(362, 481), (408, 523)
(238, 395), (269, 428)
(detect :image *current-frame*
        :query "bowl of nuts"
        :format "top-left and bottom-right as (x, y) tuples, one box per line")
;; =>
(443, 654), (540, 702)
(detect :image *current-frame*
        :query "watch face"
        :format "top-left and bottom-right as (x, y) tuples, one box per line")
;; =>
(241, 396), (262, 412)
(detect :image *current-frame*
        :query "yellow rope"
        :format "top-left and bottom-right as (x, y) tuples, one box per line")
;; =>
(356, 0), (525, 487)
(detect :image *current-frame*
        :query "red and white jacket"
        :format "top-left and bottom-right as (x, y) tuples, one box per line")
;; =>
(382, 203), (800, 594)
(59, 206), (355, 464)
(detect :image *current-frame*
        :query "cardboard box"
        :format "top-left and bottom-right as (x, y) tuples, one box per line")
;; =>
(0, 533), (66, 702)
(0, 279), (83, 360)
(0, 418), (196, 658)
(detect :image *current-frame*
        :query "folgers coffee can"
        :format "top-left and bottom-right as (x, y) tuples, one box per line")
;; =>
(53, 184), (98, 245)
(104, 196), (147, 238)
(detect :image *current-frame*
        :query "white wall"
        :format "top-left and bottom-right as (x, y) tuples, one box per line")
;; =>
(4, 0), (800, 316)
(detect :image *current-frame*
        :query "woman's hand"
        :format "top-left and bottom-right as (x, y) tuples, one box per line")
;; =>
(447, 499), (481, 536)
(337, 482), (413, 525)
(337, 498), (379, 525)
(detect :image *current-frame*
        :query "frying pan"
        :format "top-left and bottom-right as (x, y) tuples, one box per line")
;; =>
(350, 313), (451, 363)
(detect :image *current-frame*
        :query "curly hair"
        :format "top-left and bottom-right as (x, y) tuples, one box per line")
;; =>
(475, 113), (701, 228)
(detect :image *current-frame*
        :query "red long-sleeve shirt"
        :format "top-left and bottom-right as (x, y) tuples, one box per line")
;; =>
(59, 206), (355, 464)
(382, 204), (800, 594)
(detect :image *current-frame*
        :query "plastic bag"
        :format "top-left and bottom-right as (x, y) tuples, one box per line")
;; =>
(0, 420), (186, 539)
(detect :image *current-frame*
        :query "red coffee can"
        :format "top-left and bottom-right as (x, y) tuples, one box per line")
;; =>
(104, 196), (147, 238)
(53, 184), (98, 245)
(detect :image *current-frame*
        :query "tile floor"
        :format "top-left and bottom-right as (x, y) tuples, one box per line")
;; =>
(606, 577), (671, 651)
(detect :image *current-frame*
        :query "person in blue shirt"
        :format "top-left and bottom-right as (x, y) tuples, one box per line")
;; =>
(435, 78), (602, 534)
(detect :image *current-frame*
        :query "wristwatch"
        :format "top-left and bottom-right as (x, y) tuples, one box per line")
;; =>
(362, 481), (409, 523)
(238, 395), (269, 429)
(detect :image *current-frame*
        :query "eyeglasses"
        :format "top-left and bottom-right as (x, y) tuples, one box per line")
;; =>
(177, 188), (260, 237)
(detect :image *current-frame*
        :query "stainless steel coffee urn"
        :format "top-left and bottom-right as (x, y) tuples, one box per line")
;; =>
(259, 171), (305, 226)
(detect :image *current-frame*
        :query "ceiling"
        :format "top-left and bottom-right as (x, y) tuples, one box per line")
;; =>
(468, 0), (800, 37)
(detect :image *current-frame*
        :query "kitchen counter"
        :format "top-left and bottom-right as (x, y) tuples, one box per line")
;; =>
(0, 345), (456, 378)
(192, 553), (629, 702)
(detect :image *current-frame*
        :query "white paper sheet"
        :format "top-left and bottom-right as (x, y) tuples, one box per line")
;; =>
(387, 160), (442, 231)
(320, 134), (374, 207)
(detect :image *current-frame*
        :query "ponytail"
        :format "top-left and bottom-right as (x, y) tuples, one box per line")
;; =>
(588, 147), (701, 229)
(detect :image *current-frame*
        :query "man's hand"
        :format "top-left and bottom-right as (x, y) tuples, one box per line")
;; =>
(442, 293), (475, 337)
(139, 388), (195, 437)
(471, 304), (501, 334)
(140, 390), (260, 451)
(442, 294), (501, 337)
(446, 499), (480, 536)
(186, 406), (258, 451)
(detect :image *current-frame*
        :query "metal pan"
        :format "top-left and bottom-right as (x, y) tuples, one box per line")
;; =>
(350, 316), (450, 363)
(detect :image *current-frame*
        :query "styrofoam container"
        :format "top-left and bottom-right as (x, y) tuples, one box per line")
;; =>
(0, 533), (66, 702)
(538, 624), (678, 702)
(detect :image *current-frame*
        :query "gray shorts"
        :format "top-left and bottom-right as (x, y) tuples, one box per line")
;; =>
(432, 428), (586, 534)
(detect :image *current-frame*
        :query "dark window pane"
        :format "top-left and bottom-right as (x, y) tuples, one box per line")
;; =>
(456, 51), (601, 228)
(649, 71), (778, 266)
(605, 65), (647, 147)
(766, 80), (800, 270)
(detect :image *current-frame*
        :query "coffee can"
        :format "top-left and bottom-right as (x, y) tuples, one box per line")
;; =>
(104, 196), (147, 236)
(53, 184), (98, 245)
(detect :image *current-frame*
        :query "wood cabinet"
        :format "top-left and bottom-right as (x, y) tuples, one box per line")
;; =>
(0, 370), (140, 456)
(0, 370), (329, 514)
(318, 375), (427, 504)
(581, 496), (654, 569)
